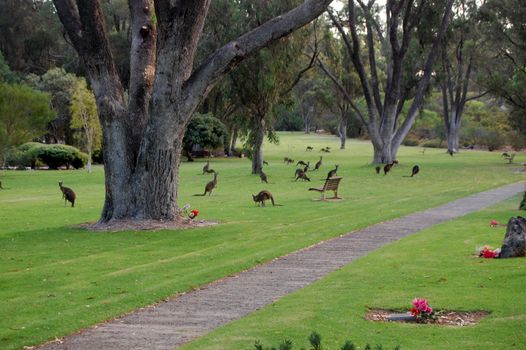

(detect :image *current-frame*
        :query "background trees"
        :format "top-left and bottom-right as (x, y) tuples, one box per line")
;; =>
(0, 83), (55, 164)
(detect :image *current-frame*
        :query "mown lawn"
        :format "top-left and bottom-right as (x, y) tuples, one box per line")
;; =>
(0, 133), (524, 349)
(181, 196), (526, 350)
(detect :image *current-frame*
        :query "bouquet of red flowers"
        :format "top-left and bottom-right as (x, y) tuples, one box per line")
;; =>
(410, 298), (435, 323)
(478, 245), (500, 259)
(189, 209), (199, 219)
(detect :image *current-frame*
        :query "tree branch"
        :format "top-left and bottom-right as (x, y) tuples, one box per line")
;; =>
(182, 0), (333, 117)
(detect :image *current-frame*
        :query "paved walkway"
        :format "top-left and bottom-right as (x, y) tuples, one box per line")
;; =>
(40, 182), (524, 350)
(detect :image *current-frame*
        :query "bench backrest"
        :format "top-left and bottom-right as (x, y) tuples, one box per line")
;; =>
(323, 176), (342, 190)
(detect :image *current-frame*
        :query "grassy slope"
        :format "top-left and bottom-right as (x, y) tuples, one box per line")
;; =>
(181, 196), (526, 350)
(0, 133), (523, 349)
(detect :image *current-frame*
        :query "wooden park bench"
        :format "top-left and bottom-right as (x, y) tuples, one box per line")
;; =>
(308, 176), (343, 201)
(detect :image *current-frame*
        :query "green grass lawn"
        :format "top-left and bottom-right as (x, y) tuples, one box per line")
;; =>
(181, 196), (526, 350)
(0, 133), (524, 349)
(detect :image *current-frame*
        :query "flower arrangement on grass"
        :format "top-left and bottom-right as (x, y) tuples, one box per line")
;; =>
(410, 298), (436, 323)
(478, 245), (500, 259)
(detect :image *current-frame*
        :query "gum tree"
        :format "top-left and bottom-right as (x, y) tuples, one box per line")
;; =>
(52, 0), (332, 225)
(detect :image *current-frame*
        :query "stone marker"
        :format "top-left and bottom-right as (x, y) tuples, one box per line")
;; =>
(499, 216), (526, 258)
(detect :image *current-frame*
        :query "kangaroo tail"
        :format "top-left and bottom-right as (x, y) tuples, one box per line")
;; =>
(271, 196), (275, 206)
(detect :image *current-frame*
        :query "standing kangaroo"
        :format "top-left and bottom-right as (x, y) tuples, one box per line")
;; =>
(327, 165), (339, 179)
(252, 190), (275, 207)
(198, 172), (218, 196)
(202, 160), (210, 174)
(314, 156), (322, 171)
(383, 161), (397, 175)
(58, 181), (76, 207)
(260, 170), (268, 183)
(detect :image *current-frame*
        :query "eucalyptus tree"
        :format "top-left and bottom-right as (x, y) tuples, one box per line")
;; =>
(478, 0), (526, 135)
(438, 0), (486, 154)
(52, 0), (332, 225)
(326, 0), (454, 163)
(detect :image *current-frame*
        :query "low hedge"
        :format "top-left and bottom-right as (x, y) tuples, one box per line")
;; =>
(7, 142), (88, 169)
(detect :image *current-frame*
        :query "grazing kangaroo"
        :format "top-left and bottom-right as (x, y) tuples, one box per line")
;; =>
(375, 166), (381, 174)
(263, 160), (269, 166)
(283, 157), (289, 164)
(327, 165), (339, 179)
(58, 181), (76, 207)
(306, 146), (313, 151)
(204, 168), (216, 174)
(202, 160), (210, 174)
(252, 190), (275, 207)
(287, 158), (294, 165)
(259, 170), (268, 183)
(296, 160), (308, 167)
(448, 149), (455, 156)
(501, 152), (510, 158)
(197, 172), (218, 196)
(411, 165), (420, 177)
(295, 169), (310, 181)
(384, 162), (395, 175)
(314, 156), (322, 171)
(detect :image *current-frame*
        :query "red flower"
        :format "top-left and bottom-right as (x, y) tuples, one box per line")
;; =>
(410, 307), (420, 316)
(482, 249), (496, 259)
(189, 209), (199, 219)
(490, 220), (499, 227)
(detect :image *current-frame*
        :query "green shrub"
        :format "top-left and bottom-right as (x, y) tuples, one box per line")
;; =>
(419, 139), (444, 148)
(402, 137), (419, 146)
(254, 331), (399, 350)
(92, 149), (104, 164)
(7, 143), (87, 169)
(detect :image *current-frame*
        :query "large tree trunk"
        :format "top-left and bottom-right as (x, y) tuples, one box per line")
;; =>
(446, 119), (461, 153)
(302, 103), (313, 134)
(338, 117), (347, 150)
(228, 127), (238, 156)
(53, 0), (333, 225)
(251, 117), (265, 174)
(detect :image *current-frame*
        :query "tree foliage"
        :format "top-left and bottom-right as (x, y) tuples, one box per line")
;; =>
(70, 77), (101, 172)
(0, 83), (55, 163)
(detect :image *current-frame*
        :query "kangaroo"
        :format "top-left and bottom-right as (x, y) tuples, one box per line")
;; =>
(259, 170), (268, 183)
(202, 160), (210, 175)
(375, 166), (381, 174)
(448, 149), (455, 156)
(314, 156), (322, 171)
(327, 165), (339, 179)
(296, 160), (308, 167)
(287, 158), (294, 165)
(501, 152), (510, 158)
(283, 157), (289, 164)
(306, 146), (313, 151)
(383, 162), (395, 175)
(252, 190), (275, 207)
(197, 172), (218, 196)
(303, 161), (310, 172)
(263, 160), (269, 166)
(204, 168), (216, 174)
(58, 181), (76, 207)
(411, 165), (420, 177)
(295, 169), (310, 181)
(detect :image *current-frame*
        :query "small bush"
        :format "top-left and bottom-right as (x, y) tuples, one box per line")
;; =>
(402, 137), (419, 146)
(92, 149), (104, 164)
(254, 331), (400, 350)
(7, 143), (88, 169)
(419, 139), (444, 148)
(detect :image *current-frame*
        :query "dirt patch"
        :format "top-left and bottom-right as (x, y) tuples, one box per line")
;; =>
(75, 217), (218, 232)
(365, 308), (489, 326)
